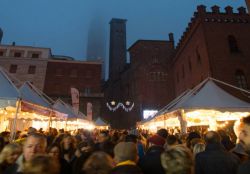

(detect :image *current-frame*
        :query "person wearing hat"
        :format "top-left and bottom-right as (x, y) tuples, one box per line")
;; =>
(138, 131), (166, 174)
(110, 142), (143, 174)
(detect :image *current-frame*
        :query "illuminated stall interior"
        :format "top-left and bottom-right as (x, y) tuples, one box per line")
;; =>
(53, 99), (94, 131)
(94, 117), (110, 130)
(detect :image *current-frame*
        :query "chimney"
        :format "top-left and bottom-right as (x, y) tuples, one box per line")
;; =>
(169, 33), (174, 48)
(197, 5), (206, 15)
(238, 7), (247, 15)
(211, 5), (220, 14)
(225, 6), (233, 14)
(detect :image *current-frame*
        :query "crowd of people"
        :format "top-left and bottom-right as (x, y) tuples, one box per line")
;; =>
(0, 115), (250, 174)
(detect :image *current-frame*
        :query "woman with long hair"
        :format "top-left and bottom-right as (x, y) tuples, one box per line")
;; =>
(47, 143), (71, 174)
(0, 143), (22, 173)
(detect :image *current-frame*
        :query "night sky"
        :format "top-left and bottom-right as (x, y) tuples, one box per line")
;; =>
(0, 0), (246, 79)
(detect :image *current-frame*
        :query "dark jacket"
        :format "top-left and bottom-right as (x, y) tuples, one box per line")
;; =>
(195, 143), (240, 174)
(3, 163), (20, 174)
(110, 164), (143, 174)
(138, 145), (165, 174)
(237, 160), (250, 174)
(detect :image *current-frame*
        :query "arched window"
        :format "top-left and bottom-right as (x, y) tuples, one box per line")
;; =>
(235, 70), (248, 89)
(228, 35), (239, 53)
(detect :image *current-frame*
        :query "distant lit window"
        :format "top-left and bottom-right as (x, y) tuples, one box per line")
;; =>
(70, 69), (77, 78)
(28, 65), (36, 74)
(9, 64), (17, 73)
(228, 35), (239, 53)
(14, 52), (22, 57)
(31, 53), (39, 58)
(235, 70), (248, 89)
(55, 69), (63, 76)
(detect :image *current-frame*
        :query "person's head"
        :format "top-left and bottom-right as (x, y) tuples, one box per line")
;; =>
(0, 143), (22, 164)
(148, 134), (166, 147)
(47, 144), (61, 160)
(27, 127), (37, 135)
(113, 142), (138, 163)
(83, 151), (114, 174)
(161, 145), (193, 174)
(193, 143), (205, 156)
(205, 131), (221, 145)
(23, 133), (47, 162)
(98, 131), (109, 143)
(157, 129), (168, 139)
(239, 115), (250, 153)
(125, 134), (138, 143)
(166, 135), (179, 146)
(23, 154), (59, 174)
(190, 138), (204, 152)
(60, 134), (75, 150)
(186, 132), (201, 148)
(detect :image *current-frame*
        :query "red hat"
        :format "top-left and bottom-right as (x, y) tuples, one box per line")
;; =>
(148, 134), (166, 146)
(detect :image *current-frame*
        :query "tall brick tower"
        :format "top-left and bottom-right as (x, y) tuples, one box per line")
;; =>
(109, 18), (127, 81)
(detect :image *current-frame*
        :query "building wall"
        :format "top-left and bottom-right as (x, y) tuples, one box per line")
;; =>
(173, 5), (250, 97)
(129, 40), (175, 110)
(202, 7), (250, 87)
(43, 60), (103, 119)
(0, 45), (50, 90)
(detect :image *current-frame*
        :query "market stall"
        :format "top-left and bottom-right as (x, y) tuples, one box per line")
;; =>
(53, 99), (94, 131)
(138, 78), (250, 133)
(0, 68), (20, 132)
(94, 117), (110, 130)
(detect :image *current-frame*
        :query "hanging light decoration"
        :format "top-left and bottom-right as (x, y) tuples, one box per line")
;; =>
(106, 100), (134, 112)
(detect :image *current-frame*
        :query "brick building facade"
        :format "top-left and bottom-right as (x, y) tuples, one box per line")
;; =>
(103, 5), (250, 129)
(0, 44), (103, 119)
(173, 5), (250, 96)
(44, 58), (103, 118)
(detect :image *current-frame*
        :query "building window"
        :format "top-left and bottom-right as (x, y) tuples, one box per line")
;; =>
(85, 87), (91, 94)
(235, 70), (248, 89)
(70, 69), (77, 78)
(14, 52), (22, 57)
(188, 59), (192, 72)
(55, 69), (63, 76)
(0, 51), (4, 56)
(9, 65), (17, 73)
(176, 72), (179, 83)
(228, 35), (239, 53)
(182, 65), (185, 78)
(31, 53), (39, 58)
(196, 48), (202, 64)
(28, 65), (36, 74)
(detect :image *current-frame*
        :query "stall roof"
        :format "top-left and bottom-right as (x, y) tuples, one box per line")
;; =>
(95, 117), (109, 126)
(0, 68), (19, 100)
(53, 99), (79, 119)
(19, 82), (52, 109)
(169, 79), (250, 111)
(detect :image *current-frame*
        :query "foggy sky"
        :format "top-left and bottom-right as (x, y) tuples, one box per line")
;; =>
(0, 0), (246, 79)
